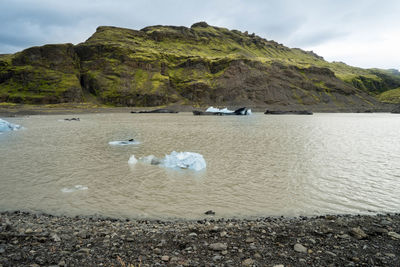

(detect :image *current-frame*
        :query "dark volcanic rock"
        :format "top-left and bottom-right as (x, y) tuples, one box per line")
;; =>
(131, 108), (179, 114)
(264, 110), (313, 115)
(1, 211), (399, 266)
(391, 105), (400, 113)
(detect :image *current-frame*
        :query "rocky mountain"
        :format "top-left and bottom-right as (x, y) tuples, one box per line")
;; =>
(1, 22), (400, 111)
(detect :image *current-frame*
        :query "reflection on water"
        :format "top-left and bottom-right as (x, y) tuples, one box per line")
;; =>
(1, 113), (400, 219)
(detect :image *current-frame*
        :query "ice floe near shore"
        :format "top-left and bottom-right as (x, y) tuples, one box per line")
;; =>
(109, 139), (140, 146)
(206, 107), (234, 113)
(129, 151), (206, 171)
(0, 118), (21, 132)
(61, 185), (88, 193)
(201, 107), (251, 115)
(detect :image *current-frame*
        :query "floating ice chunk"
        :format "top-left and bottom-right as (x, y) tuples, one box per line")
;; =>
(206, 107), (234, 113)
(205, 107), (251, 115)
(139, 155), (157, 164)
(0, 118), (21, 132)
(128, 155), (138, 165)
(61, 185), (88, 193)
(109, 139), (140, 146)
(130, 151), (206, 171)
(163, 151), (206, 171)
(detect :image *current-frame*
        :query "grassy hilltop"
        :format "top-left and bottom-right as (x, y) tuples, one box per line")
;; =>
(1, 22), (400, 110)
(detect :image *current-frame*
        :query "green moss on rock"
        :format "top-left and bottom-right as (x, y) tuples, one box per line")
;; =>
(1, 23), (400, 108)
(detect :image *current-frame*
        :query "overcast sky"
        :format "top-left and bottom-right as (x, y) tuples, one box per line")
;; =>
(1, 0), (399, 69)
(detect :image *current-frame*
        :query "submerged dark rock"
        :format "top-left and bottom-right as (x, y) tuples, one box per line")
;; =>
(264, 110), (313, 115)
(131, 109), (179, 114)
(204, 210), (216, 215)
(64, 117), (80, 121)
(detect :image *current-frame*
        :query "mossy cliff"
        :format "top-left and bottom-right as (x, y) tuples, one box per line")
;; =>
(1, 22), (400, 110)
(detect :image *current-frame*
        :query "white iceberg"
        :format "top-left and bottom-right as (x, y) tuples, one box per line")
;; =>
(0, 118), (21, 132)
(163, 151), (206, 171)
(128, 151), (206, 171)
(109, 139), (140, 146)
(206, 106), (234, 113)
(61, 185), (88, 193)
(205, 107), (251, 115)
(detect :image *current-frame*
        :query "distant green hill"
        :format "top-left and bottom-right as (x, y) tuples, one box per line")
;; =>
(1, 22), (399, 111)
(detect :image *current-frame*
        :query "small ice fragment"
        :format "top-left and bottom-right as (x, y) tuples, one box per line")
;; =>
(139, 155), (157, 164)
(128, 155), (138, 165)
(61, 185), (88, 193)
(109, 139), (140, 146)
(0, 118), (21, 132)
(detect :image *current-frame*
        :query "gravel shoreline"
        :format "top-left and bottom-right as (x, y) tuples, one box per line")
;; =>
(1, 211), (399, 266)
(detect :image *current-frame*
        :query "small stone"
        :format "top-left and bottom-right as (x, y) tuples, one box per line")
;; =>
(220, 231), (227, 237)
(153, 248), (161, 254)
(254, 253), (262, 259)
(338, 234), (350, 239)
(210, 226), (219, 232)
(188, 232), (198, 237)
(51, 233), (61, 242)
(205, 210), (215, 215)
(0, 248), (4, 254)
(350, 227), (367, 239)
(385, 253), (396, 258)
(294, 243), (307, 253)
(245, 237), (255, 243)
(242, 258), (254, 266)
(161, 255), (169, 262)
(58, 260), (66, 266)
(78, 248), (91, 254)
(221, 250), (228, 255)
(388, 231), (400, 240)
(273, 265), (284, 267)
(212, 255), (222, 261)
(170, 257), (179, 263)
(209, 242), (228, 251)
(326, 251), (337, 257)
(25, 228), (33, 234)
(78, 231), (89, 239)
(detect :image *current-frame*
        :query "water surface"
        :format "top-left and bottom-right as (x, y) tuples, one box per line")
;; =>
(1, 113), (399, 219)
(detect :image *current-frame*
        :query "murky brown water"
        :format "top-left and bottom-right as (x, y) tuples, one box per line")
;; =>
(1, 113), (400, 219)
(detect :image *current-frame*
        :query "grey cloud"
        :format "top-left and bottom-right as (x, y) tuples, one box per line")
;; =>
(0, 0), (399, 68)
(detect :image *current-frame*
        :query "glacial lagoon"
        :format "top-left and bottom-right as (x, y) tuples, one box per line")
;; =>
(1, 113), (400, 219)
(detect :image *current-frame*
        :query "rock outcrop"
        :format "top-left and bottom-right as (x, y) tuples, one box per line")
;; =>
(1, 22), (400, 110)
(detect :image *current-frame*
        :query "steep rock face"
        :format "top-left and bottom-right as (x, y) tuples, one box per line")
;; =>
(1, 22), (400, 109)
(0, 44), (82, 104)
